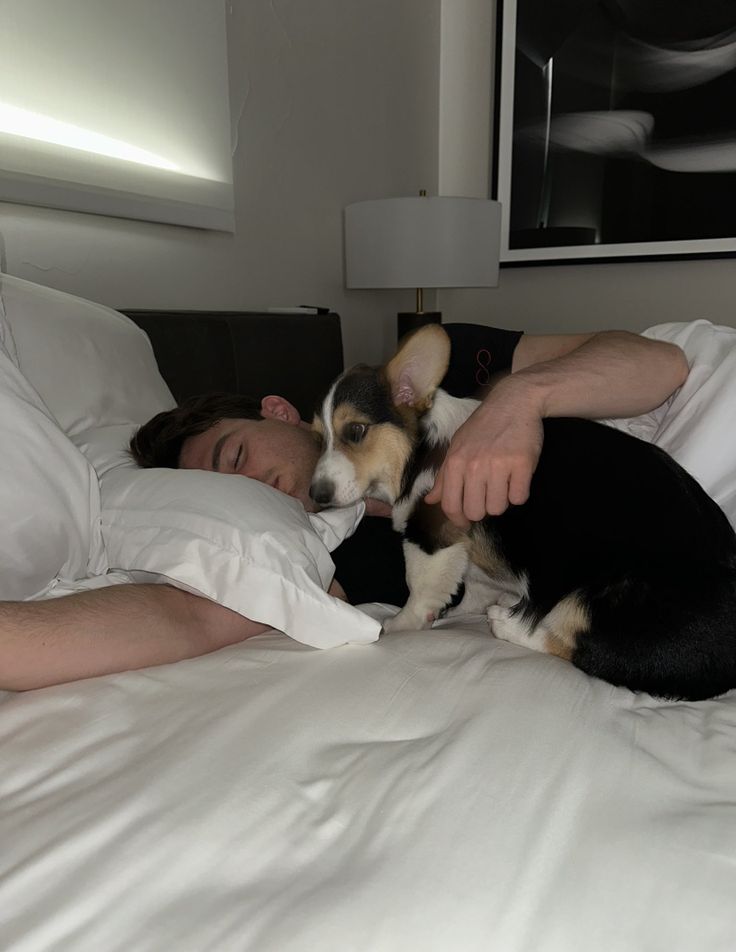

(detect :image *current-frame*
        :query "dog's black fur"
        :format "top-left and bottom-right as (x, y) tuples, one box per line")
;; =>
(312, 327), (736, 701)
(413, 416), (736, 700)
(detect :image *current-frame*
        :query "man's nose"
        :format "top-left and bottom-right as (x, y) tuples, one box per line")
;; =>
(309, 478), (336, 507)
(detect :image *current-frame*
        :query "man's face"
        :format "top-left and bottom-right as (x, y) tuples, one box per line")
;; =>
(179, 416), (322, 512)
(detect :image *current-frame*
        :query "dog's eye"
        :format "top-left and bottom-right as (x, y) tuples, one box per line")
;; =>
(344, 423), (368, 444)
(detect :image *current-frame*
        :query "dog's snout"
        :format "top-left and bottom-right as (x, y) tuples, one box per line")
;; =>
(310, 479), (336, 507)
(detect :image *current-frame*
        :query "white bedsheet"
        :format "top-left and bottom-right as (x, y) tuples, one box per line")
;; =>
(2, 611), (735, 952)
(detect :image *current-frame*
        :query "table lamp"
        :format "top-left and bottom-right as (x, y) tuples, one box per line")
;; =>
(344, 192), (502, 339)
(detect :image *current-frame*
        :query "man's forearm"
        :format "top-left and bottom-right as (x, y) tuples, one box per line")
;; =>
(508, 330), (689, 421)
(426, 329), (689, 524)
(0, 584), (270, 691)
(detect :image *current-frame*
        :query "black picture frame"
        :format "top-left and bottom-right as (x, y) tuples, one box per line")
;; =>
(492, 0), (736, 265)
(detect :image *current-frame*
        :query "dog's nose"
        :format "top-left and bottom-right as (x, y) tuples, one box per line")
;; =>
(310, 479), (336, 507)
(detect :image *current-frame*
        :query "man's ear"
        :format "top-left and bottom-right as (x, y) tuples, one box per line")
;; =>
(386, 325), (451, 408)
(260, 395), (302, 425)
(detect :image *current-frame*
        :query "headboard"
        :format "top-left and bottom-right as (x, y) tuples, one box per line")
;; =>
(121, 310), (344, 418)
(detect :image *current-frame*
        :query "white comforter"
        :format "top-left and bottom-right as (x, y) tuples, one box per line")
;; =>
(2, 610), (735, 952)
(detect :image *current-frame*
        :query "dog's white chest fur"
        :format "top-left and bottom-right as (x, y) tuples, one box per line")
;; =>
(423, 390), (479, 449)
(392, 390), (479, 534)
(385, 390), (507, 631)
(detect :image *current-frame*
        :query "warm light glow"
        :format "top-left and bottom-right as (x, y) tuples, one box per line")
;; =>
(0, 102), (180, 172)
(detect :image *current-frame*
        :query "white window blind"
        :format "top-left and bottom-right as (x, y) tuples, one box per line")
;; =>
(0, 0), (234, 231)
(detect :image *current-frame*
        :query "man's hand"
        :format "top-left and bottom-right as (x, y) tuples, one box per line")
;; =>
(425, 378), (543, 528)
(424, 327), (688, 529)
(328, 579), (348, 601)
(425, 403), (543, 527)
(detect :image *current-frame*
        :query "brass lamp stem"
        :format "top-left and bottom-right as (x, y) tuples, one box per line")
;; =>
(416, 189), (428, 313)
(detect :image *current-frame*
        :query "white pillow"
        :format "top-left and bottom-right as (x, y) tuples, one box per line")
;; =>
(97, 456), (381, 649)
(0, 273), (174, 435)
(1, 273), (372, 644)
(0, 341), (107, 600)
(603, 320), (736, 525)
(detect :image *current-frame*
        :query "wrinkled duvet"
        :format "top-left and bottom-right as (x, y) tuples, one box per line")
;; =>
(2, 610), (735, 952)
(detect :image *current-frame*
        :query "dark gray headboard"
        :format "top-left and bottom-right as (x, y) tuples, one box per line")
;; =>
(121, 310), (343, 418)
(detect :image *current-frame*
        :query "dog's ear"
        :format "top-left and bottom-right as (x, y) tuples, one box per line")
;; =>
(386, 325), (451, 408)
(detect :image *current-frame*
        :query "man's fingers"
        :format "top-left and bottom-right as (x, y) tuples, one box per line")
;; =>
(437, 463), (468, 527)
(428, 455), (530, 524)
(461, 474), (489, 523)
(424, 469), (443, 504)
(462, 457), (514, 519)
(484, 476), (511, 517)
(507, 463), (533, 506)
(427, 468), (469, 528)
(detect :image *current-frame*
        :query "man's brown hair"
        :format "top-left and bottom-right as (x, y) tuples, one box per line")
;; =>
(130, 392), (264, 468)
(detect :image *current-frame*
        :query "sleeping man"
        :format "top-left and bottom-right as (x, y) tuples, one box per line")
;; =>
(0, 322), (688, 690)
(130, 323), (689, 606)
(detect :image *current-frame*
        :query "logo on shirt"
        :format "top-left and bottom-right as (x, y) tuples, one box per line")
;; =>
(475, 348), (492, 387)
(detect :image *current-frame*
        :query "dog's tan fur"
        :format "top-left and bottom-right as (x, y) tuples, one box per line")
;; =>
(542, 595), (590, 660)
(350, 422), (414, 504)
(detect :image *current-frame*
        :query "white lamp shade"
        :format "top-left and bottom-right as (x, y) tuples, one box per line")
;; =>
(344, 196), (502, 289)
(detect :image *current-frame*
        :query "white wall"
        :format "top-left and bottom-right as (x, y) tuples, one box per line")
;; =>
(0, 0), (440, 367)
(439, 0), (736, 336)
(3, 0), (734, 367)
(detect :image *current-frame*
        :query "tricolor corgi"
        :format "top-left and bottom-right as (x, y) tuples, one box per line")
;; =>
(310, 325), (736, 701)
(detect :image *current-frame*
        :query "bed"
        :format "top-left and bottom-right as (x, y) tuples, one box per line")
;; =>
(1, 275), (735, 952)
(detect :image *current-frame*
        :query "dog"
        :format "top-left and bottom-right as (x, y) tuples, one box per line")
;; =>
(310, 324), (736, 701)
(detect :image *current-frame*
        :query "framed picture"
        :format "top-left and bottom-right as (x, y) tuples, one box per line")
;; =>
(492, 0), (736, 264)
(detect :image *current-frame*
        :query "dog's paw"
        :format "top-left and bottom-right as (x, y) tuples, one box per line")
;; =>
(487, 603), (540, 650)
(487, 604), (514, 639)
(383, 606), (434, 633)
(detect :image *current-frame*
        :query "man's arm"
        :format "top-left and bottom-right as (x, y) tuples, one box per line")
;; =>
(0, 584), (270, 692)
(510, 330), (689, 416)
(426, 329), (689, 526)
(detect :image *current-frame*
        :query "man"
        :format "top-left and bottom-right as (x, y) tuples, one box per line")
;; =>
(132, 323), (688, 604)
(0, 323), (687, 690)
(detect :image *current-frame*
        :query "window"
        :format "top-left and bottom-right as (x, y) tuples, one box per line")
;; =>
(0, 0), (234, 231)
